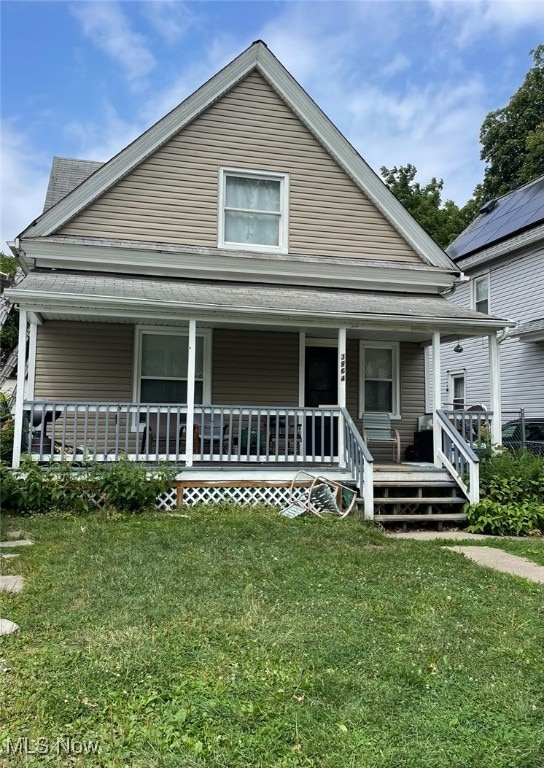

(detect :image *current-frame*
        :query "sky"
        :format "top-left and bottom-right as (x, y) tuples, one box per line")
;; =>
(1, 0), (543, 249)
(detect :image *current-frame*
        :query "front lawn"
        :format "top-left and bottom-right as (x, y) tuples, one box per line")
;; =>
(1, 508), (543, 767)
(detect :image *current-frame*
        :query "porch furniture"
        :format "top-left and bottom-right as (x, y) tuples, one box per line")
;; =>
(284, 470), (357, 518)
(195, 414), (230, 454)
(269, 416), (302, 456)
(362, 412), (401, 463)
(413, 429), (434, 462)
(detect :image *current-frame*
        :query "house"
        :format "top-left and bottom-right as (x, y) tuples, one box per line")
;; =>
(5, 41), (511, 520)
(441, 175), (544, 421)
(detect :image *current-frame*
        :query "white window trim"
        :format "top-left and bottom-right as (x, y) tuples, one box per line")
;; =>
(359, 341), (400, 419)
(218, 166), (289, 254)
(472, 272), (490, 314)
(132, 326), (212, 409)
(447, 369), (466, 410)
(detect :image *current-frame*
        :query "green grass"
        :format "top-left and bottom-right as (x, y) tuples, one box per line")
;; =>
(1, 508), (543, 767)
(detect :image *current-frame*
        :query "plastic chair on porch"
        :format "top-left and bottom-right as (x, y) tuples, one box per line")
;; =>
(362, 412), (401, 463)
(195, 413), (229, 455)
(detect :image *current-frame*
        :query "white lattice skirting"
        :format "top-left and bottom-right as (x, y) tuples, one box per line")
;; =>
(172, 484), (308, 509)
(73, 484), (308, 511)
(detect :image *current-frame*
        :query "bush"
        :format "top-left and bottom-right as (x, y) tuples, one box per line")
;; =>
(0, 458), (176, 515)
(465, 449), (544, 535)
(94, 458), (176, 513)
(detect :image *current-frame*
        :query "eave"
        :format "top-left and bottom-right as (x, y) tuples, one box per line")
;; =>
(18, 237), (459, 294)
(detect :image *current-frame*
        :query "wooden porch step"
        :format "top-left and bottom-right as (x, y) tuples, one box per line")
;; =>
(374, 512), (467, 522)
(373, 496), (466, 505)
(373, 479), (457, 488)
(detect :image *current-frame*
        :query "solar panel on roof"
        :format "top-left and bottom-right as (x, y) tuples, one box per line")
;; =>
(448, 175), (544, 260)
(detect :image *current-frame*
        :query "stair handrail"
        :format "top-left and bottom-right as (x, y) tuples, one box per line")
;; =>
(435, 409), (479, 504)
(340, 407), (374, 520)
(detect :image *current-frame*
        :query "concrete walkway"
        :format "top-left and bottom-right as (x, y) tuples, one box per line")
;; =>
(0, 531), (31, 635)
(446, 546), (544, 584)
(386, 530), (544, 584)
(387, 531), (515, 541)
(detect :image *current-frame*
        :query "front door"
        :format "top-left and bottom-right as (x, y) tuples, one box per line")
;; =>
(305, 346), (338, 407)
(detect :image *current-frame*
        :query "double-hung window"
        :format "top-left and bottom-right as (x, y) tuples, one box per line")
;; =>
(359, 342), (400, 418)
(219, 168), (288, 252)
(474, 274), (490, 314)
(135, 328), (210, 404)
(449, 372), (466, 410)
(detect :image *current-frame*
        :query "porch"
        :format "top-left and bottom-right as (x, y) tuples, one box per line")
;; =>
(7, 271), (511, 521)
(19, 400), (485, 521)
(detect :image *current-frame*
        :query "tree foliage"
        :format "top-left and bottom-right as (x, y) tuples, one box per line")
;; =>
(479, 45), (544, 201)
(0, 252), (20, 368)
(380, 164), (471, 248)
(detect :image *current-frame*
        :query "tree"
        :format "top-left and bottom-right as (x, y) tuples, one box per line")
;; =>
(479, 45), (544, 201)
(381, 164), (471, 249)
(0, 252), (20, 368)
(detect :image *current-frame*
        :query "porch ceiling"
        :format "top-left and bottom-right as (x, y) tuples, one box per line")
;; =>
(7, 270), (514, 339)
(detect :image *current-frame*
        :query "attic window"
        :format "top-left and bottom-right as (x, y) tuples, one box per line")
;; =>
(219, 168), (289, 253)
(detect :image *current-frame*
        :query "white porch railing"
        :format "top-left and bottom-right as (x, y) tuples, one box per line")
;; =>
(435, 409), (480, 504)
(21, 402), (346, 466)
(341, 407), (374, 519)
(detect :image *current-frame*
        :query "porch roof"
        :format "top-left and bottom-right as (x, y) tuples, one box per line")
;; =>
(7, 270), (513, 335)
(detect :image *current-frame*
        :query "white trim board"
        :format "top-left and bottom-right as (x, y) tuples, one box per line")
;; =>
(18, 42), (455, 273)
(24, 238), (456, 293)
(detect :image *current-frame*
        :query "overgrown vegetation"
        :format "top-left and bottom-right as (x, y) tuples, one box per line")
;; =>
(1, 508), (542, 767)
(0, 458), (176, 515)
(466, 449), (544, 536)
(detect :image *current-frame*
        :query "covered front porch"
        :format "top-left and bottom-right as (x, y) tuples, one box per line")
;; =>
(8, 271), (511, 519)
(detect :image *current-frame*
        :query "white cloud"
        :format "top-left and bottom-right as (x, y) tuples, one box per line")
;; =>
(64, 103), (141, 163)
(257, 3), (488, 203)
(141, 1), (195, 45)
(428, 0), (544, 46)
(381, 54), (411, 79)
(0, 123), (51, 247)
(70, 2), (156, 87)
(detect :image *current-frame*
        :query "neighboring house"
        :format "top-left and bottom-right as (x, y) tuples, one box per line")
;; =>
(441, 175), (544, 418)
(6, 42), (510, 519)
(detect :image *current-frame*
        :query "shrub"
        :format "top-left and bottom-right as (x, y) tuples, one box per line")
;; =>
(94, 458), (176, 513)
(466, 498), (544, 536)
(0, 458), (176, 515)
(465, 449), (544, 535)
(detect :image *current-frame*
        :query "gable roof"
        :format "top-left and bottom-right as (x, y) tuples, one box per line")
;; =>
(448, 174), (544, 261)
(19, 41), (455, 272)
(43, 157), (103, 212)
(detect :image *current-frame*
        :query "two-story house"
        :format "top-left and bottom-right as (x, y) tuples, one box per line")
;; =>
(6, 41), (510, 520)
(441, 175), (544, 423)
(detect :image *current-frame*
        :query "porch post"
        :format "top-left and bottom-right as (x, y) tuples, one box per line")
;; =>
(27, 320), (38, 399)
(185, 320), (197, 467)
(298, 331), (305, 407)
(337, 328), (346, 466)
(12, 308), (28, 469)
(489, 331), (502, 446)
(432, 331), (442, 468)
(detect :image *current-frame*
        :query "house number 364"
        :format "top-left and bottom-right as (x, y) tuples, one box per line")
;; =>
(340, 353), (346, 382)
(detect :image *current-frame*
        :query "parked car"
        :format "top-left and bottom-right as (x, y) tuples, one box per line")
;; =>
(502, 418), (544, 455)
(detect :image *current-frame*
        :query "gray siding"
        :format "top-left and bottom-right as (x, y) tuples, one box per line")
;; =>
(34, 321), (133, 400)
(212, 329), (299, 406)
(59, 71), (421, 264)
(441, 243), (544, 417)
(347, 339), (424, 460)
(33, 322), (426, 458)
